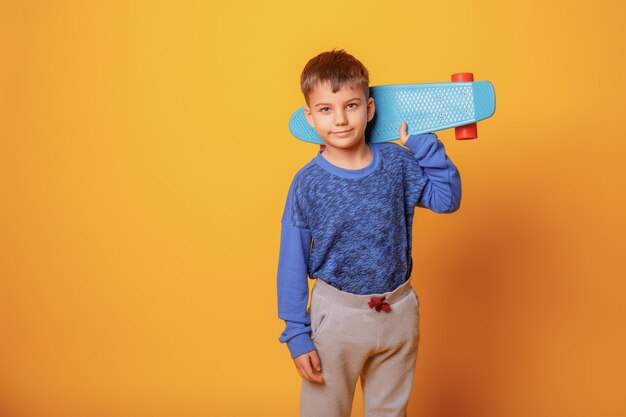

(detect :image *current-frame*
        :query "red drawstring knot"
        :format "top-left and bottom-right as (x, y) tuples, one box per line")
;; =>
(368, 296), (391, 312)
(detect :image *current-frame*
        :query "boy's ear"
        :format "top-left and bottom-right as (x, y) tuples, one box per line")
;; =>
(367, 97), (376, 122)
(304, 105), (316, 128)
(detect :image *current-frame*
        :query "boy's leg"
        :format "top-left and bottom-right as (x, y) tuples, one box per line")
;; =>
(300, 281), (378, 417)
(300, 326), (368, 417)
(360, 288), (420, 417)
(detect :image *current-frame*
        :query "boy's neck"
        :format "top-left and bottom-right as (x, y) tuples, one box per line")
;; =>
(320, 140), (372, 170)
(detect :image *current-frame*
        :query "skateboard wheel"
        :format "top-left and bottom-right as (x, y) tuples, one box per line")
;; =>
(452, 73), (478, 140)
(451, 73), (474, 82)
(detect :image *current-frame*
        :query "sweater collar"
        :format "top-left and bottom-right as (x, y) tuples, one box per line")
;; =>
(314, 143), (380, 179)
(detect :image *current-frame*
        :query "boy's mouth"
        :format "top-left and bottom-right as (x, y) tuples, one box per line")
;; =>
(331, 129), (353, 137)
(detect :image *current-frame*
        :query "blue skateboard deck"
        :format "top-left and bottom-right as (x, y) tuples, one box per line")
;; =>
(288, 80), (496, 144)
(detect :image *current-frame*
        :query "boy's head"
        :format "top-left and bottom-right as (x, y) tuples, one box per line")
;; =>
(300, 49), (370, 105)
(301, 49), (375, 149)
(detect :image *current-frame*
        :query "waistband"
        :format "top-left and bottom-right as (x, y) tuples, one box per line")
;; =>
(312, 278), (414, 309)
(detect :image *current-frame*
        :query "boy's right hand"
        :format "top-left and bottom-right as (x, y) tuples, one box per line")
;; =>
(293, 349), (324, 384)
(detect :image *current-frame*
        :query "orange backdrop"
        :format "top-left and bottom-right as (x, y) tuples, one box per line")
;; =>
(1, 1), (625, 416)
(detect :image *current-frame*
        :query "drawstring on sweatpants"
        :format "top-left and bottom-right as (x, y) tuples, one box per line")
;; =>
(368, 296), (391, 312)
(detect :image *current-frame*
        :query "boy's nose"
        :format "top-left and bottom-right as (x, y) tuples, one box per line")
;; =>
(334, 111), (348, 125)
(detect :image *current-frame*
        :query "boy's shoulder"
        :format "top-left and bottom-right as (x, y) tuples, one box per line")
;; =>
(291, 156), (319, 183)
(375, 141), (398, 150)
(374, 141), (416, 169)
(285, 156), (322, 198)
(375, 140), (412, 156)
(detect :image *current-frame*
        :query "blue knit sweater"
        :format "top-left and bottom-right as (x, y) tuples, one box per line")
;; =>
(277, 133), (462, 358)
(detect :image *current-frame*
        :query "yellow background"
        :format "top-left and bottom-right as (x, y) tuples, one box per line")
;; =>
(1, 1), (625, 416)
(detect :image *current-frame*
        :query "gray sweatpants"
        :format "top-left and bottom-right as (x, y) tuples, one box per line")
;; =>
(301, 278), (420, 417)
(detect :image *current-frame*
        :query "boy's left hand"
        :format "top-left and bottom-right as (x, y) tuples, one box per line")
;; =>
(399, 121), (409, 145)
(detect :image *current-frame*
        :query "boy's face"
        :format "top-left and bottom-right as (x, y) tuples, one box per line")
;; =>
(304, 81), (375, 150)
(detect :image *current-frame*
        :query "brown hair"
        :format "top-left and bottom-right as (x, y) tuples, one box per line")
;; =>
(300, 49), (370, 104)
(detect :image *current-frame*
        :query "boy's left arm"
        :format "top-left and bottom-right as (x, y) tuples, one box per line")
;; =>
(399, 121), (462, 213)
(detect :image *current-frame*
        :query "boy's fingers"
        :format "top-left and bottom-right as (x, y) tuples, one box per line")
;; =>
(307, 353), (324, 383)
(293, 352), (324, 383)
(310, 350), (322, 372)
(399, 121), (409, 144)
(301, 356), (315, 379)
(300, 354), (324, 384)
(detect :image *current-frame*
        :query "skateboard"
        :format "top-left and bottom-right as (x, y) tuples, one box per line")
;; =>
(288, 73), (496, 143)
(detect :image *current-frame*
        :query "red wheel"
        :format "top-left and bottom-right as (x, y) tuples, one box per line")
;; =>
(451, 72), (474, 82)
(452, 72), (478, 140)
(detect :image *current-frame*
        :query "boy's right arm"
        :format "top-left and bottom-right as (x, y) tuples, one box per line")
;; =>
(277, 177), (316, 358)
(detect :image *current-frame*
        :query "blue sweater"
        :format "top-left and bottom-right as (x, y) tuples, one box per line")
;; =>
(277, 133), (461, 358)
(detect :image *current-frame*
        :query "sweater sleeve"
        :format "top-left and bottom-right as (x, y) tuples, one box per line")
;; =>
(277, 177), (316, 358)
(404, 133), (462, 213)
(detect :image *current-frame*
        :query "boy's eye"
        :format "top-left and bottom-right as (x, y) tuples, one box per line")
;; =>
(319, 103), (357, 113)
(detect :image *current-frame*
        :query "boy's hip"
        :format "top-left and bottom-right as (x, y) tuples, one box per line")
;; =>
(309, 276), (420, 352)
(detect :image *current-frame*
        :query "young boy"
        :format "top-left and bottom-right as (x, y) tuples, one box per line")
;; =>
(277, 49), (461, 417)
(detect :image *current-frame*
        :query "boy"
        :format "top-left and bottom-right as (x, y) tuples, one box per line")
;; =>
(277, 49), (461, 417)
